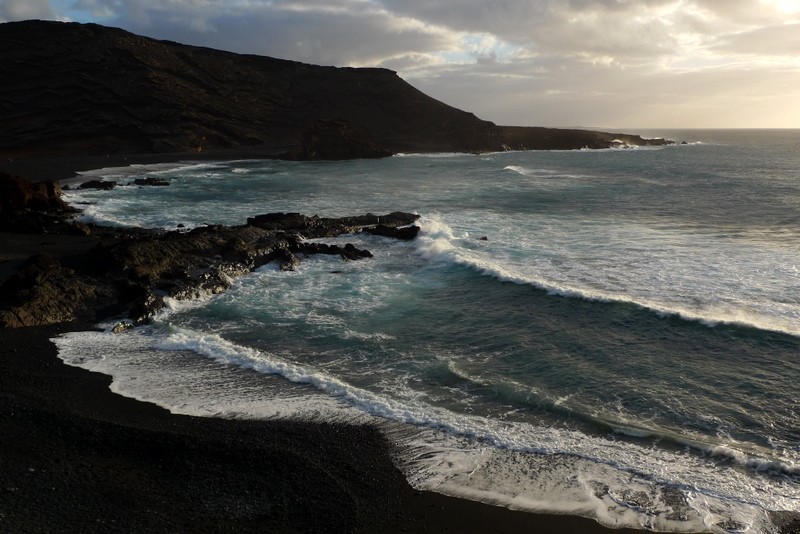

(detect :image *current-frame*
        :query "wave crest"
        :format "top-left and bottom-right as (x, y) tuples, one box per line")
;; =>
(412, 216), (800, 338)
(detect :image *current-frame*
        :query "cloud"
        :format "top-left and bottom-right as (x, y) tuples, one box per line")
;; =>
(411, 54), (800, 128)
(26, 0), (800, 126)
(712, 22), (800, 57)
(50, 0), (800, 68)
(382, 0), (683, 59)
(54, 0), (460, 67)
(0, 0), (55, 22)
(207, 5), (458, 67)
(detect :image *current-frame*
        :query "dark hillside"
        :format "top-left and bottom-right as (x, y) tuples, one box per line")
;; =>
(0, 20), (667, 161)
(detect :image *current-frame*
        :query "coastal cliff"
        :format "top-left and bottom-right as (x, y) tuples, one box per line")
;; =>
(0, 20), (668, 161)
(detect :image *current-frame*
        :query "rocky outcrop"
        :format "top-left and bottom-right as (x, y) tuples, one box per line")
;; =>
(363, 224), (420, 240)
(287, 119), (392, 160)
(0, 20), (671, 164)
(498, 126), (671, 151)
(0, 207), (420, 328)
(0, 172), (87, 237)
(0, 254), (98, 328)
(246, 211), (418, 238)
(0, 172), (69, 213)
(299, 242), (374, 261)
(79, 180), (117, 190)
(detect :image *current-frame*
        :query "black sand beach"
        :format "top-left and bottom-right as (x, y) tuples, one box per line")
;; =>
(0, 324), (653, 533)
(1, 156), (693, 533)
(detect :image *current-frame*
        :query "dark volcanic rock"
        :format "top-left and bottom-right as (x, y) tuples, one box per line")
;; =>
(341, 243), (373, 260)
(0, 172), (32, 212)
(0, 173), (80, 235)
(270, 247), (301, 272)
(363, 224), (420, 240)
(288, 119), (392, 160)
(0, 172), (68, 213)
(247, 211), (419, 238)
(1, 210), (421, 327)
(247, 212), (311, 230)
(0, 210), (86, 235)
(0, 254), (98, 328)
(498, 126), (671, 150)
(28, 180), (70, 211)
(298, 242), (373, 260)
(79, 180), (117, 190)
(0, 20), (671, 162)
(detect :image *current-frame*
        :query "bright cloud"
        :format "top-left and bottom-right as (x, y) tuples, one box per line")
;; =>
(4, 0), (799, 127)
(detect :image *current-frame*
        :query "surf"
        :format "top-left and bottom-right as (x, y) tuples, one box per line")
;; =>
(53, 321), (799, 533)
(412, 216), (800, 338)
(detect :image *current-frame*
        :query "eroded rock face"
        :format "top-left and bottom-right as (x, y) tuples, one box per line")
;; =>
(0, 172), (32, 213)
(363, 224), (420, 241)
(287, 119), (392, 161)
(0, 254), (97, 328)
(79, 180), (117, 190)
(0, 172), (68, 213)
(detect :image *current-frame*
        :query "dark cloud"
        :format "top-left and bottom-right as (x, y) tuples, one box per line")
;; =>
(57, 0), (456, 66)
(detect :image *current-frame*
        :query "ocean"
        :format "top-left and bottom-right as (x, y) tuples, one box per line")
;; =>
(56, 130), (799, 532)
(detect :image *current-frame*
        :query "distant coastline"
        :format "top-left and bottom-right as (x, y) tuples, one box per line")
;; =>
(1, 19), (670, 169)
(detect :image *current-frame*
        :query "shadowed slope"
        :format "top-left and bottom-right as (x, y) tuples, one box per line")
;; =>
(0, 20), (669, 161)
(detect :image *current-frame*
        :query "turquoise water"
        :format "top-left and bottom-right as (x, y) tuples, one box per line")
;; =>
(58, 130), (800, 532)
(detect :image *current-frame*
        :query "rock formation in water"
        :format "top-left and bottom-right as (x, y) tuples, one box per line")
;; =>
(0, 174), (420, 328)
(0, 20), (669, 162)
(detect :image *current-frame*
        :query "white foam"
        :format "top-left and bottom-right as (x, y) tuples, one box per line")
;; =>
(66, 151), (798, 344)
(54, 326), (346, 420)
(393, 152), (472, 158)
(412, 216), (800, 338)
(341, 329), (397, 342)
(503, 165), (533, 176)
(53, 321), (799, 532)
(502, 165), (590, 181)
(387, 413), (795, 533)
(70, 161), (223, 183)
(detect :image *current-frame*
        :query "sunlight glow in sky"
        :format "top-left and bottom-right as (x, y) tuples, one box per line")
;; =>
(2, 0), (799, 128)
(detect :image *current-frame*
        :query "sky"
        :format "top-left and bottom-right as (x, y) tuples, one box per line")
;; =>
(2, 0), (799, 128)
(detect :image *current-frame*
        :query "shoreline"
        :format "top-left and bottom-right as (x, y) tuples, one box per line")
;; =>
(1, 148), (289, 183)
(2, 155), (700, 533)
(0, 325), (654, 533)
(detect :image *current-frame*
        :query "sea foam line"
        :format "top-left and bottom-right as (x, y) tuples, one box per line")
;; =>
(152, 330), (798, 534)
(53, 322), (798, 532)
(153, 326), (800, 487)
(413, 216), (800, 339)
